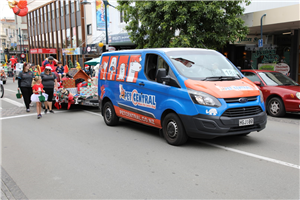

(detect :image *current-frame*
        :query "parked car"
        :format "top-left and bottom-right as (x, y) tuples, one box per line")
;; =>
(241, 69), (300, 117)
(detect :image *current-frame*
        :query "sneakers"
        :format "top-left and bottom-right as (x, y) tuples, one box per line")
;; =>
(49, 110), (54, 113)
(26, 109), (30, 112)
(37, 114), (42, 119)
(44, 109), (48, 114)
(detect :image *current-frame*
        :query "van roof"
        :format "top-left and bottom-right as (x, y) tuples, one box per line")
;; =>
(102, 48), (215, 55)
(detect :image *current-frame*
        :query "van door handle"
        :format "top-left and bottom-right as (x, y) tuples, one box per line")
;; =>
(139, 82), (145, 86)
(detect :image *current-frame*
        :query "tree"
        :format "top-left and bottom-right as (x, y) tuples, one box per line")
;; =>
(117, 0), (251, 50)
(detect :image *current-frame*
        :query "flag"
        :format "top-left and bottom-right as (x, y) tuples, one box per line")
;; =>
(64, 65), (69, 73)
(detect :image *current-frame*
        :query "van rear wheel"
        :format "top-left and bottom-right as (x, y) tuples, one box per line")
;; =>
(162, 113), (188, 146)
(103, 101), (119, 126)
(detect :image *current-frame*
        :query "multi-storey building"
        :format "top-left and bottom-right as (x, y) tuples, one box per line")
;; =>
(15, 15), (29, 54)
(0, 18), (19, 61)
(27, 0), (135, 66)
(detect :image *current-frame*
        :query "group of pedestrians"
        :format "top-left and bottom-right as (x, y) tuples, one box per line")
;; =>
(17, 57), (59, 119)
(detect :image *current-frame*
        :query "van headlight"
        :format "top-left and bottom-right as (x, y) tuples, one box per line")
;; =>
(188, 89), (221, 107)
(296, 92), (300, 100)
(259, 90), (264, 103)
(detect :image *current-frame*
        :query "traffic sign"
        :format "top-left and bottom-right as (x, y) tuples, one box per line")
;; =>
(21, 53), (25, 58)
(87, 47), (91, 52)
(258, 39), (263, 48)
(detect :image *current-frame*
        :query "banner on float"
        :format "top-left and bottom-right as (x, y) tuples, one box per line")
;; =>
(62, 48), (81, 55)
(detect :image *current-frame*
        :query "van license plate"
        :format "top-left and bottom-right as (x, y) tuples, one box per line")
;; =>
(239, 118), (254, 126)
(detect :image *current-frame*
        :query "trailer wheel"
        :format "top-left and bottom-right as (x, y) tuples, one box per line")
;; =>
(103, 101), (119, 126)
(162, 113), (188, 146)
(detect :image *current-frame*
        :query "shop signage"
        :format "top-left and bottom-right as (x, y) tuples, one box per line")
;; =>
(30, 48), (57, 54)
(253, 49), (280, 64)
(108, 46), (116, 52)
(258, 63), (290, 76)
(82, 44), (102, 55)
(8, 51), (22, 54)
(109, 33), (131, 43)
(62, 48), (81, 55)
(231, 35), (267, 45)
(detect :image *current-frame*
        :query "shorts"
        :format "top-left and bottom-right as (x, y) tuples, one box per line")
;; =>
(30, 93), (49, 102)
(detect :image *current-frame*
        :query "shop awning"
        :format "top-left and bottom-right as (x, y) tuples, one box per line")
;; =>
(84, 57), (101, 66)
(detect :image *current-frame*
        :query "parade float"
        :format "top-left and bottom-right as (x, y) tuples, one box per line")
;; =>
(54, 65), (100, 110)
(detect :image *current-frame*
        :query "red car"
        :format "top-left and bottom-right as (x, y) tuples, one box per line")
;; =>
(241, 70), (300, 117)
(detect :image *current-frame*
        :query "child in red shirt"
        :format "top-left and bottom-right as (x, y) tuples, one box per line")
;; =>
(31, 76), (48, 119)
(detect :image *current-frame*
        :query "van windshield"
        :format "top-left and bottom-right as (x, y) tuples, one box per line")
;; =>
(166, 50), (241, 81)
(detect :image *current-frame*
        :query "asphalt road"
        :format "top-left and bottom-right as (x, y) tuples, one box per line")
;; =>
(1, 77), (299, 199)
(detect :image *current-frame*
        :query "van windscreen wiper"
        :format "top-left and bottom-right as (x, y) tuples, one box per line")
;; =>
(202, 76), (238, 81)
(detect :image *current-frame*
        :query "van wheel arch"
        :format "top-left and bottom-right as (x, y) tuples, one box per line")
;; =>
(161, 110), (188, 146)
(101, 97), (111, 115)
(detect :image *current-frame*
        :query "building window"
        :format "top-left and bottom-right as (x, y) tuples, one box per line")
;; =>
(6, 29), (8, 35)
(48, 5), (51, 19)
(56, 1), (59, 17)
(66, 4), (69, 15)
(44, 7), (47, 21)
(71, 3), (74, 13)
(87, 24), (92, 35)
(61, 4), (64, 16)
(76, 1), (80, 11)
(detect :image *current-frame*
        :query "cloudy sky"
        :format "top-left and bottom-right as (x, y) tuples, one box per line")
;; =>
(0, 1), (15, 19)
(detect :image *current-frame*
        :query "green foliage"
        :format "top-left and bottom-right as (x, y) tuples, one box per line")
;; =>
(117, 0), (251, 50)
(68, 60), (74, 68)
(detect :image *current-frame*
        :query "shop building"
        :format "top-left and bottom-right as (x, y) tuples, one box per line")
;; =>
(225, 2), (300, 82)
(27, 0), (94, 66)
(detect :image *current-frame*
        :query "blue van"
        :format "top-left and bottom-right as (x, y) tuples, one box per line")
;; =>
(98, 48), (267, 145)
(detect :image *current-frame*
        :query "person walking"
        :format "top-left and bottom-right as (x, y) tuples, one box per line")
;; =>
(40, 65), (58, 113)
(17, 62), (35, 112)
(31, 76), (48, 119)
(29, 63), (40, 76)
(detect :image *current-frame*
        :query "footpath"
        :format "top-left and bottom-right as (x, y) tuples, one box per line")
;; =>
(1, 167), (28, 200)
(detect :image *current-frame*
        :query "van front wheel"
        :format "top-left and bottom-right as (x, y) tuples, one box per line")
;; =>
(103, 101), (119, 126)
(162, 113), (188, 146)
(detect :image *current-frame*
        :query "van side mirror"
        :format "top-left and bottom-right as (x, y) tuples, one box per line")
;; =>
(254, 81), (261, 86)
(156, 68), (170, 84)
(237, 66), (241, 71)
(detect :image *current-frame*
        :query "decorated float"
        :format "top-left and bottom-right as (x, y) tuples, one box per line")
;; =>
(54, 64), (100, 110)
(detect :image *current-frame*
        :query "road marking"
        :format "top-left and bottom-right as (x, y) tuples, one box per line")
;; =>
(84, 110), (300, 170)
(0, 110), (67, 120)
(5, 89), (17, 93)
(1, 98), (24, 107)
(200, 141), (300, 170)
(83, 110), (102, 117)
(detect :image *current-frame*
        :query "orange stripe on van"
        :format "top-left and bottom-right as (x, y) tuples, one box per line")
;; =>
(114, 106), (162, 128)
(184, 78), (260, 98)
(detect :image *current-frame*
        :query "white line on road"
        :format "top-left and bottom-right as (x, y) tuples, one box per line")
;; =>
(1, 98), (24, 107)
(0, 110), (67, 120)
(83, 110), (300, 170)
(200, 141), (300, 170)
(5, 89), (17, 93)
(83, 110), (102, 116)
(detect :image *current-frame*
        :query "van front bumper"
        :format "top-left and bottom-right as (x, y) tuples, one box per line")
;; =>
(179, 112), (267, 139)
